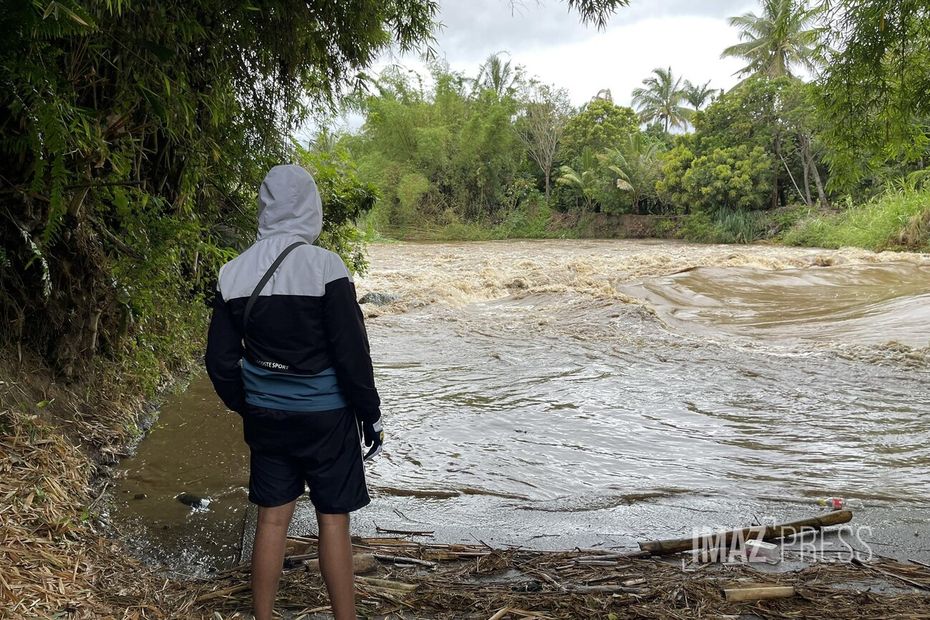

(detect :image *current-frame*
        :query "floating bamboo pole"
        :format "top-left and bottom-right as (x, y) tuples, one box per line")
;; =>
(638, 510), (853, 556)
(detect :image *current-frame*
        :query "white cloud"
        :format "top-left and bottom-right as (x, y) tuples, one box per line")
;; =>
(388, 0), (754, 106)
(450, 14), (750, 107)
(433, 0), (755, 65)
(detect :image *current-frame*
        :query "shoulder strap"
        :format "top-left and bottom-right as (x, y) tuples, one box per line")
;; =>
(242, 241), (306, 334)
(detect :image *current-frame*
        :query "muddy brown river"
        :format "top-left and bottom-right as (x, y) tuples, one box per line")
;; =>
(111, 240), (930, 574)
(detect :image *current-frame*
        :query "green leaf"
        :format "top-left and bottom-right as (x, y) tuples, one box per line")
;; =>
(39, 1), (96, 29)
(139, 41), (175, 62)
(139, 85), (167, 121)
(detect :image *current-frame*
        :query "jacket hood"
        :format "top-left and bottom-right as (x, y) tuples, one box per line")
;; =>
(256, 164), (322, 243)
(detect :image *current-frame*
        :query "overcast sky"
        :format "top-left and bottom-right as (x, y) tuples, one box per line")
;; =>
(416, 0), (755, 105)
(311, 0), (759, 136)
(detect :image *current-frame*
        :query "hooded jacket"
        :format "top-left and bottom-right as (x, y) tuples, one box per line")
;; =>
(205, 165), (380, 421)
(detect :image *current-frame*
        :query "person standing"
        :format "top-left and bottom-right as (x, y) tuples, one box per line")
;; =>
(206, 164), (383, 620)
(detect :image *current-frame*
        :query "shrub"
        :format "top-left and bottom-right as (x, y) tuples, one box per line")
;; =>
(678, 211), (726, 243)
(655, 144), (695, 212)
(682, 145), (774, 214)
(297, 144), (378, 274)
(394, 172), (432, 228)
(714, 209), (767, 244)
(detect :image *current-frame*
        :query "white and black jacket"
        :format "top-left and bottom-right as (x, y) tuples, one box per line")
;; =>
(205, 165), (380, 421)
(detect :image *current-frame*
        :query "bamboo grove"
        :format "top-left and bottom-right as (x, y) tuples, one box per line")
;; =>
(0, 0), (444, 379)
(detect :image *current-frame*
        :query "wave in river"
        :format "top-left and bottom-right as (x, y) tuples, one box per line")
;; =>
(619, 262), (930, 347)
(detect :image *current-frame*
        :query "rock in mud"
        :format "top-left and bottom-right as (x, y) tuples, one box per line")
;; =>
(359, 291), (398, 306)
(176, 492), (209, 509)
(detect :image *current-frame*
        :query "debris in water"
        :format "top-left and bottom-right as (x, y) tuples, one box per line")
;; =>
(176, 492), (210, 510)
(818, 497), (865, 510)
(358, 291), (399, 305)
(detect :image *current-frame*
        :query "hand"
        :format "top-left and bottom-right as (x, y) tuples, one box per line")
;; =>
(359, 417), (384, 461)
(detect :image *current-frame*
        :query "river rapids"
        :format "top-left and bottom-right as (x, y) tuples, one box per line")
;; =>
(111, 240), (930, 573)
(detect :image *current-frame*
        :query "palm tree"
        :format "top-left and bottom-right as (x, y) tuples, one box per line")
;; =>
(599, 134), (661, 213)
(721, 0), (823, 79)
(683, 80), (719, 111)
(556, 147), (599, 211)
(631, 67), (689, 133)
(475, 52), (520, 98)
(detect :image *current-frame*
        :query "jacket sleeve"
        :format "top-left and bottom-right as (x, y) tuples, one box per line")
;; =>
(205, 291), (246, 414)
(323, 270), (381, 422)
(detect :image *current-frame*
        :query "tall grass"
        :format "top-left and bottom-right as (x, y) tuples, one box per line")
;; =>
(678, 208), (769, 244)
(714, 209), (768, 244)
(783, 187), (930, 251)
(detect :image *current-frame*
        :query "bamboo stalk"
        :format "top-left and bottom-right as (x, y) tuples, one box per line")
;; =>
(509, 609), (552, 619)
(528, 569), (562, 590)
(194, 583), (249, 602)
(305, 553), (377, 575)
(488, 608), (511, 620)
(723, 584), (795, 602)
(570, 554), (619, 562)
(355, 576), (418, 592)
(373, 553), (437, 568)
(638, 510), (853, 556)
(569, 584), (647, 594)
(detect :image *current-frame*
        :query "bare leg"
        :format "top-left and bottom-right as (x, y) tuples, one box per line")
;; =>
(316, 511), (356, 620)
(251, 500), (297, 620)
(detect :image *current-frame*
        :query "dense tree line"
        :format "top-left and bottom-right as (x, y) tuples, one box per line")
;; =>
(331, 0), (929, 246)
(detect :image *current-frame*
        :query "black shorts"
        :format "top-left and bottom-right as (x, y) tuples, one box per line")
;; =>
(242, 405), (370, 513)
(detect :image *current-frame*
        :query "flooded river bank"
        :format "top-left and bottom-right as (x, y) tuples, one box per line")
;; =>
(111, 240), (930, 573)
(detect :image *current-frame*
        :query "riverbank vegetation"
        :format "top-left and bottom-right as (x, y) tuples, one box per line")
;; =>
(310, 0), (930, 254)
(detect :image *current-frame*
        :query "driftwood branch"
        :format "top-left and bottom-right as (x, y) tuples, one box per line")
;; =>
(375, 525), (435, 536)
(853, 557), (930, 592)
(638, 510), (853, 556)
